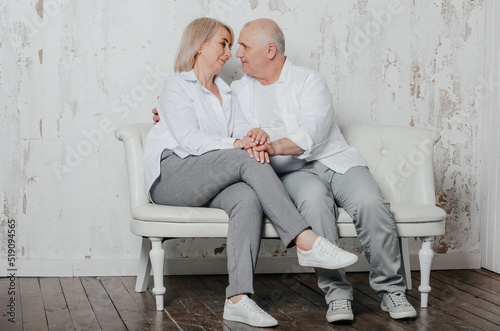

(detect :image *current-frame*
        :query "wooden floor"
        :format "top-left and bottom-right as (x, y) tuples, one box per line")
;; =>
(1, 269), (500, 330)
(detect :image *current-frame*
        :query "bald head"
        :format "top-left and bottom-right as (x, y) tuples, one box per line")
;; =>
(243, 19), (285, 55)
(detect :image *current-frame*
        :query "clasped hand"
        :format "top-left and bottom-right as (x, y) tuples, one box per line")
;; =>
(237, 128), (275, 164)
(152, 106), (273, 163)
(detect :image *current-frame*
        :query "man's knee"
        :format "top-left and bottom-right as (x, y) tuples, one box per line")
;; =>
(296, 191), (335, 215)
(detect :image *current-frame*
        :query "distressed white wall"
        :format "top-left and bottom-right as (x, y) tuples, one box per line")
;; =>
(0, 0), (485, 276)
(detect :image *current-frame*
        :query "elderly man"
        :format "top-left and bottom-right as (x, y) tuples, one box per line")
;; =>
(154, 18), (417, 323)
(233, 18), (416, 322)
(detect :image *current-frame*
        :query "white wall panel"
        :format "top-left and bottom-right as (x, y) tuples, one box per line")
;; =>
(0, 0), (486, 275)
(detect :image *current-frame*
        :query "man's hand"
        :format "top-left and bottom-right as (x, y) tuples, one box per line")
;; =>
(252, 142), (277, 158)
(152, 107), (160, 124)
(254, 138), (304, 157)
(237, 128), (271, 162)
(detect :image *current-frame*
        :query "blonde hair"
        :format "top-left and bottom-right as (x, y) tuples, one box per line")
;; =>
(174, 18), (234, 73)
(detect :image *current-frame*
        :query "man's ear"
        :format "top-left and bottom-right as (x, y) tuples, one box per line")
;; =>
(266, 43), (277, 60)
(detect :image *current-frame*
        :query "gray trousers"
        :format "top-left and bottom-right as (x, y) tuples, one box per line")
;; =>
(280, 161), (406, 302)
(150, 149), (309, 298)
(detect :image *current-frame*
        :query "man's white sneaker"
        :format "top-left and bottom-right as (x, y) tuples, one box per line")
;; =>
(326, 299), (354, 322)
(223, 296), (278, 327)
(381, 290), (417, 319)
(297, 237), (358, 269)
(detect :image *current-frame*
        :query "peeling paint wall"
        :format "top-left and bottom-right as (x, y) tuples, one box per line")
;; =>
(0, 0), (485, 275)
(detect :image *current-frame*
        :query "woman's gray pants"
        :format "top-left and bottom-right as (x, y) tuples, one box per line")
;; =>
(150, 148), (310, 298)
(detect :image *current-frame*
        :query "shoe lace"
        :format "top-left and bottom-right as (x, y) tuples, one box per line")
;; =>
(317, 238), (342, 257)
(388, 291), (410, 307)
(242, 298), (267, 315)
(331, 299), (351, 311)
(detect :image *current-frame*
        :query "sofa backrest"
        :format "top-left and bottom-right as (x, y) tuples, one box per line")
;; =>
(116, 123), (439, 210)
(340, 125), (439, 205)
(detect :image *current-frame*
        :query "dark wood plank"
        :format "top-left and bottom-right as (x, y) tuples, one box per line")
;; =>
(216, 275), (308, 331)
(100, 277), (152, 330)
(164, 275), (228, 330)
(9, 271), (500, 330)
(120, 276), (181, 330)
(348, 273), (430, 330)
(255, 274), (355, 330)
(438, 269), (500, 297)
(431, 271), (500, 316)
(0, 277), (22, 331)
(160, 275), (207, 330)
(474, 268), (500, 282)
(410, 272), (500, 330)
(18, 278), (48, 331)
(293, 273), (408, 331)
(80, 277), (127, 331)
(39, 278), (74, 330)
(59, 277), (101, 331)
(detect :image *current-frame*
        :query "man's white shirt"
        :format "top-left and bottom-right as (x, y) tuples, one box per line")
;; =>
(231, 58), (367, 174)
(253, 80), (307, 174)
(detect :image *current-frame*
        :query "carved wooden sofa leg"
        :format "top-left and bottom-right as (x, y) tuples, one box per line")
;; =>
(418, 236), (434, 308)
(149, 237), (166, 311)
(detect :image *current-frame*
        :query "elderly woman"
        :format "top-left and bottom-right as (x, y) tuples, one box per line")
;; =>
(143, 18), (357, 328)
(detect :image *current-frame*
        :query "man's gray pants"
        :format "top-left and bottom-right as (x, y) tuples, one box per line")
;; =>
(280, 161), (406, 303)
(150, 149), (309, 299)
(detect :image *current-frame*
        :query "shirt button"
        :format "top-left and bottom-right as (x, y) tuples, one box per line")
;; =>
(381, 149), (388, 155)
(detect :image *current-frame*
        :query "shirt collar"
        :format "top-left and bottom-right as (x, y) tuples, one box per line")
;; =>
(179, 70), (232, 94)
(276, 57), (292, 85)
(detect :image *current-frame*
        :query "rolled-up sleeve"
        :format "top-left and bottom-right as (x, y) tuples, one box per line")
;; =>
(285, 73), (334, 159)
(159, 77), (236, 156)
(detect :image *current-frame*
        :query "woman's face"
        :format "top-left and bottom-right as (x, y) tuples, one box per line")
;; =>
(196, 27), (232, 73)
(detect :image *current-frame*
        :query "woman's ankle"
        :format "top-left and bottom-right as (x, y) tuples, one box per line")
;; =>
(228, 294), (246, 304)
(295, 229), (318, 251)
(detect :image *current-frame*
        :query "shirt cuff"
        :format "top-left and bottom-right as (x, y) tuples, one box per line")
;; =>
(221, 137), (237, 149)
(286, 128), (314, 159)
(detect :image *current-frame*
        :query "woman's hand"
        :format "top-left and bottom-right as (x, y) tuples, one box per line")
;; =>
(250, 147), (270, 164)
(247, 128), (271, 146)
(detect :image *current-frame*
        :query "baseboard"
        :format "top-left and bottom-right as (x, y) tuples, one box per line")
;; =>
(0, 252), (481, 277)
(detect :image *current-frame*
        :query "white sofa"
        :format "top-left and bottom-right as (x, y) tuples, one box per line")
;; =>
(115, 123), (446, 311)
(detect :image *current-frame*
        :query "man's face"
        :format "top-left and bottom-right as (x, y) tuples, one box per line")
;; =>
(236, 25), (267, 78)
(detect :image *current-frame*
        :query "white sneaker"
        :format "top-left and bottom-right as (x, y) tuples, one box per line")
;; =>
(223, 295), (278, 327)
(297, 237), (358, 269)
(326, 299), (354, 322)
(381, 290), (417, 319)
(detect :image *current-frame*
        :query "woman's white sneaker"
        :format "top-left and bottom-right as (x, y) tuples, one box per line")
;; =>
(223, 296), (278, 327)
(297, 237), (358, 269)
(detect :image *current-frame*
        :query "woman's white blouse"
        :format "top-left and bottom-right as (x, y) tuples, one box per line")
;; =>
(143, 70), (243, 198)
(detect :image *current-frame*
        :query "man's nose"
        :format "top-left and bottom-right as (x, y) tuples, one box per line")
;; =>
(236, 45), (243, 58)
